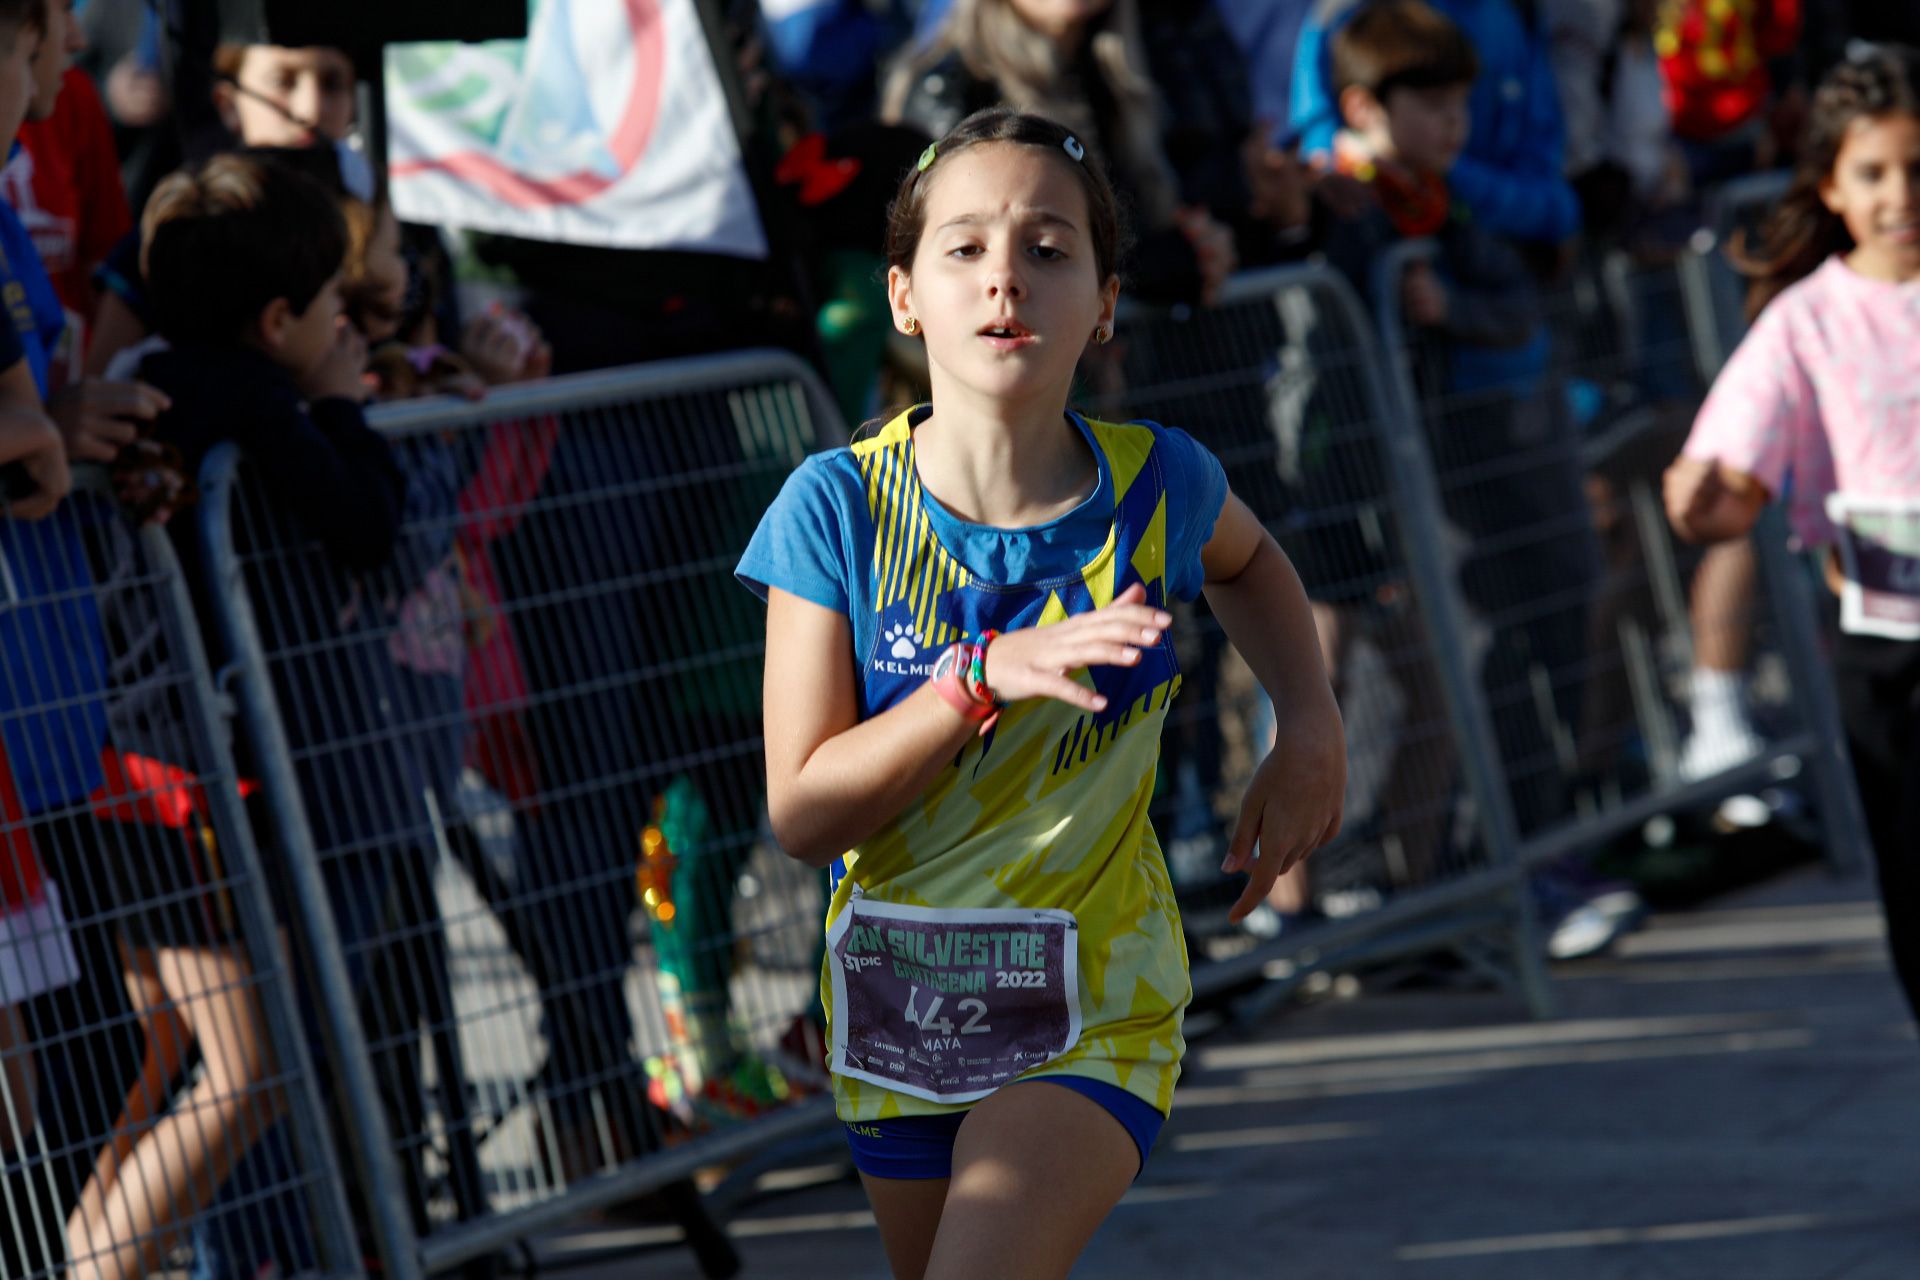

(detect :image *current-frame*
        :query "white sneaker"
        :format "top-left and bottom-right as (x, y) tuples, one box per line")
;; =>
(1678, 724), (1765, 782)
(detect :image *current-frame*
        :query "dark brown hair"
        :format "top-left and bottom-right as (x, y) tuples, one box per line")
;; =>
(1737, 45), (1920, 321)
(142, 153), (348, 344)
(1332, 0), (1479, 102)
(0, 0), (47, 45)
(884, 107), (1129, 286)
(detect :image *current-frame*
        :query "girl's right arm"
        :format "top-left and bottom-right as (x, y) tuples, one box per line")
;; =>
(1663, 288), (1814, 546)
(763, 582), (1172, 867)
(1664, 455), (1769, 543)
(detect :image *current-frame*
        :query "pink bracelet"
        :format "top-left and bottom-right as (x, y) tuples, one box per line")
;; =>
(930, 643), (999, 735)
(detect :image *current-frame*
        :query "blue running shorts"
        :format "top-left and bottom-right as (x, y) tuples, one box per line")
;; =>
(843, 1077), (1164, 1181)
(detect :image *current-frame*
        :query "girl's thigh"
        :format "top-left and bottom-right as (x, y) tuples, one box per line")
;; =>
(860, 1171), (950, 1280)
(924, 1081), (1137, 1280)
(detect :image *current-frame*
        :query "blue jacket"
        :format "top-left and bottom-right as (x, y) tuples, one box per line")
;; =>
(1290, 0), (1580, 244)
(760, 0), (903, 130)
(1215, 0), (1316, 140)
(0, 196), (107, 815)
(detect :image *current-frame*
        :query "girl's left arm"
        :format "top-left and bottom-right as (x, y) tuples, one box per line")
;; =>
(1200, 490), (1346, 924)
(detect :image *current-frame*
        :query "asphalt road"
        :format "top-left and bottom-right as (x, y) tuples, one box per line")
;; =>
(539, 861), (1920, 1279)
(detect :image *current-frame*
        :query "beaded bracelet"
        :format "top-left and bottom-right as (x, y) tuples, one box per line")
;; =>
(930, 643), (995, 724)
(965, 630), (1001, 706)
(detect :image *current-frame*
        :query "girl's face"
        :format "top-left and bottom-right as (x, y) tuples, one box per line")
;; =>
(226, 45), (357, 147)
(889, 143), (1118, 409)
(1821, 111), (1920, 279)
(362, 207), (408, 342)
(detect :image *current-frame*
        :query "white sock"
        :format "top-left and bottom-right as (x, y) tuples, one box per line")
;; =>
(1690, 667), (1749, 739)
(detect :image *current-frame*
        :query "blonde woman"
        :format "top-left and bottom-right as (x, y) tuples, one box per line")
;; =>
(884, 0), (1235, 305)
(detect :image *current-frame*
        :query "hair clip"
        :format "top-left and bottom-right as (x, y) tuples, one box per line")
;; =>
(917, 143), (938, 172)
(1063, 135), (1085, 162)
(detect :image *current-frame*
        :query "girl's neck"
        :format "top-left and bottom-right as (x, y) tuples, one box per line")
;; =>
(1844, 244), (1920, 286)
(911, 383), (1095, 529)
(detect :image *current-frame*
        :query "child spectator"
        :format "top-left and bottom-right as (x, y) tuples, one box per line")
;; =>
(0, 7), (175, 1275)
(884, 0), (1239, 305)
(132, 150), (422, 1278)
(1293, 0), (1583, 250)
(1322, 0), (1624, 947)
(7, 0), (129, 372)
(0, 317), (81, 1161)
(210, 42), (357, 153)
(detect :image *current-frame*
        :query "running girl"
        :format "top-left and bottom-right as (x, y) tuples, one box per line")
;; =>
(739, 109), (1346, 1279)
(1665, 46), (1920, 1022)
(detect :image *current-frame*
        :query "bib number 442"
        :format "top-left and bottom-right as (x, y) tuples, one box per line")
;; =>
(904, 986), (992, 1036)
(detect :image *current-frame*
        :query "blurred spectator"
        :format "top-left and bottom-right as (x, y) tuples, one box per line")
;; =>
(1543, 0), (1681, 242)
(1322, 1), (1611, 907)
(1214, 0), (1318, 142)
(209, 41), (356, 153)
(0, 5), (160, 1275)
(1293, 0), (1582, 250)
(8, 0), (129, 375)
(133, 150), (418, 1278)
(1137, 0), (1315, 266)
(469, 9), (815, 374)
(757, 0), (913, 131)
(775, 120), (928, 419)
(76, 0), (169, 204)
(884, 0), (1237, 305)
(0, 326), (80, 1163)
(1655, 0), (1800, 181)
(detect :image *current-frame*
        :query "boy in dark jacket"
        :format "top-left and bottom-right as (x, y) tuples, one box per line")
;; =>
(1321, 0), (1603, 852)
(134, 151), (424, 1278)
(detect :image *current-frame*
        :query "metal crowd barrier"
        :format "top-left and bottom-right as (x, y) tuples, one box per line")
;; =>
(200, 350), (847, 1278)
(1681, 169), (1796, 374)
(1367, 238), (1866, 884)
(1097, 263), (1551, 1018)
(7, 218), (1872, 1278)
(1, 470), (356, 1278)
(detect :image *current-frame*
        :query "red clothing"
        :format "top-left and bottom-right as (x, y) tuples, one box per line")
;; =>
(5, 68), (132, 362)
(458, 415), (562, 806)
(1334, 135), (1451, 238)
(1656, 0), (1801, 142)
(0, 747), (46, 913)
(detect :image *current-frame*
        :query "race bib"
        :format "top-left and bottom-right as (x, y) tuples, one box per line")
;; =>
(826, 893), (1081, 1105)
(1825, 494), (1920, 640)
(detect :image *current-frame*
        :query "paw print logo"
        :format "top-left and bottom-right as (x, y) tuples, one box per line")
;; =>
(884, 624), (919, 659)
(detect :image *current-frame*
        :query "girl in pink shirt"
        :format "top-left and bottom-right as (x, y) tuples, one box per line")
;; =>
(1666, 46), (1920, 1024)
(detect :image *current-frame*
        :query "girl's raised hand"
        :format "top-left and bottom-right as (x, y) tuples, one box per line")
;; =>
(1222, 699), (1346, 925)
(980, 581), (1171, 713)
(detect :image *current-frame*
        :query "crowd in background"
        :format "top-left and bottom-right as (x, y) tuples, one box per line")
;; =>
(0, 0), (1916, 1276)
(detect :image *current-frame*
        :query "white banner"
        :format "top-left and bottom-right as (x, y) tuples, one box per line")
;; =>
(385, 0), (768, 258)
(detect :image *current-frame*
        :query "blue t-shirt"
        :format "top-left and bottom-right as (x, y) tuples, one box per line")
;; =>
(737, 409), (1227, 663)
(0, 193), (106, 814)
(0, 190), (68, 394)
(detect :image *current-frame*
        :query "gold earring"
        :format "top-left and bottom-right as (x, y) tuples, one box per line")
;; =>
(903, 316), (920, 336)
(1093, 325), (1111, 345)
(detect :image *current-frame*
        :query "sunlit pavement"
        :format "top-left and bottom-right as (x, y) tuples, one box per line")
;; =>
(544, 861), (1920, 1278)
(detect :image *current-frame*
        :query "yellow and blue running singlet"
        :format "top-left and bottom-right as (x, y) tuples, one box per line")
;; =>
(821, 407), (1192, 1125)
